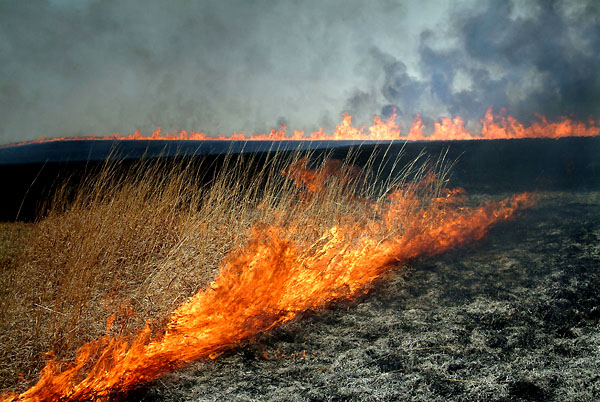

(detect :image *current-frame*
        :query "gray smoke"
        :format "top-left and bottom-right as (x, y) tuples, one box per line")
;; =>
(0, 0), (597, 144)
(426, 0), (600, 124)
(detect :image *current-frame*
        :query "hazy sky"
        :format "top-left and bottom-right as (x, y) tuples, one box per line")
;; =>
(0, 0), (598, 144)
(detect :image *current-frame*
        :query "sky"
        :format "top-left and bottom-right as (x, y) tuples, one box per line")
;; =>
(0, 0), (598, 144)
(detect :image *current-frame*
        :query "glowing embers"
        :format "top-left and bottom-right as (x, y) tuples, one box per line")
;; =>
(3, 159), (535, 401)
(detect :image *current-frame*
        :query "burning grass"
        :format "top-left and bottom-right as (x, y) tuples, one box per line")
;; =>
(0, 146), (533, 401)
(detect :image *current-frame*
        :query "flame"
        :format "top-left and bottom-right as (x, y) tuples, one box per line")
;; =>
(480, 108), (600, 139)
(3, 108), (598, 148)
(281, 157), (361, 195)
(2, 159), (536, 401)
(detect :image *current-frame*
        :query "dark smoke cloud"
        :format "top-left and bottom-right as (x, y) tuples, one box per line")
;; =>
(0, 0), (598, 144)
(368, 0), (600, 128)
(458, 0), (600, 122)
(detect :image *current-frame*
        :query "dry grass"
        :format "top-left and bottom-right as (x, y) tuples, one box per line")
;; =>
(0, 146), (445, 394)
(0, 223), (32, 262)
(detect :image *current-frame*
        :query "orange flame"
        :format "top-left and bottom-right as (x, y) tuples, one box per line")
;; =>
(2, 167), (535, 401)
(282, 157), (361, 195)
(4, 108), (598, 148)
(480, 108), (600, 139)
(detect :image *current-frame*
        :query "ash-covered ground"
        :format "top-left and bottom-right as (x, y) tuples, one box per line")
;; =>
(132, 190), (599, 401)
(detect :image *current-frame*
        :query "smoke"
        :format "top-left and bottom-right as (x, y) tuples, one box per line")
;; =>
(440, 0), (600, 124)
(0, 0), (598, 144)
(360, 0), (600, 131)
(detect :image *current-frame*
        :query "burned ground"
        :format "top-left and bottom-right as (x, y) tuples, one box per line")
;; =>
(132, 192), (599, 401)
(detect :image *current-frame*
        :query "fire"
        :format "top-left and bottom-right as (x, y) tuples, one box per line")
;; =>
(281, 157), (361, 195)
(2, 159), (536, 401)
(480, 108), (600, 139)
(4, 108), (599, 148)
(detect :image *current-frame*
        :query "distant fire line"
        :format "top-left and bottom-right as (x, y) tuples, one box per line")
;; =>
(4, 107), (599, 148)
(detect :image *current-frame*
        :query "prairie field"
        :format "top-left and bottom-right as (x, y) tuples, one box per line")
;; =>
(1, 146), (447, 396)
(1, 140), (599, 401)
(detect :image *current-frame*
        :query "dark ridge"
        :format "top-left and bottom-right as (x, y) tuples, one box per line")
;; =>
(1, 137), (598, 221)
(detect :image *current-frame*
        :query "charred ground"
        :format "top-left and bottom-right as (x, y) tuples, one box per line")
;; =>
(129, 190), (599, 401)
(1, 137), (599, 221)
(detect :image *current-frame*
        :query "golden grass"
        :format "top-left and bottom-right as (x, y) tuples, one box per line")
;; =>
(0, 146), (443, 393)
(0, 223), (32, 262)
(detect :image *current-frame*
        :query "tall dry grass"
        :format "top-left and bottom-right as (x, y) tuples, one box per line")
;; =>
(0, 146), (445, 393)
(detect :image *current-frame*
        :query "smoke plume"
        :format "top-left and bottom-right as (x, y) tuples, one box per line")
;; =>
(0, 0), (597, 144)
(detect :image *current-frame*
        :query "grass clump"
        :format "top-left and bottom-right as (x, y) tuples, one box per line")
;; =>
(0, 146), (440, 393)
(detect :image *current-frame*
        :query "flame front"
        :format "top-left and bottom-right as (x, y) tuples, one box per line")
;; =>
(3, 172), (535, 401)
(6, 108), (599, 147)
